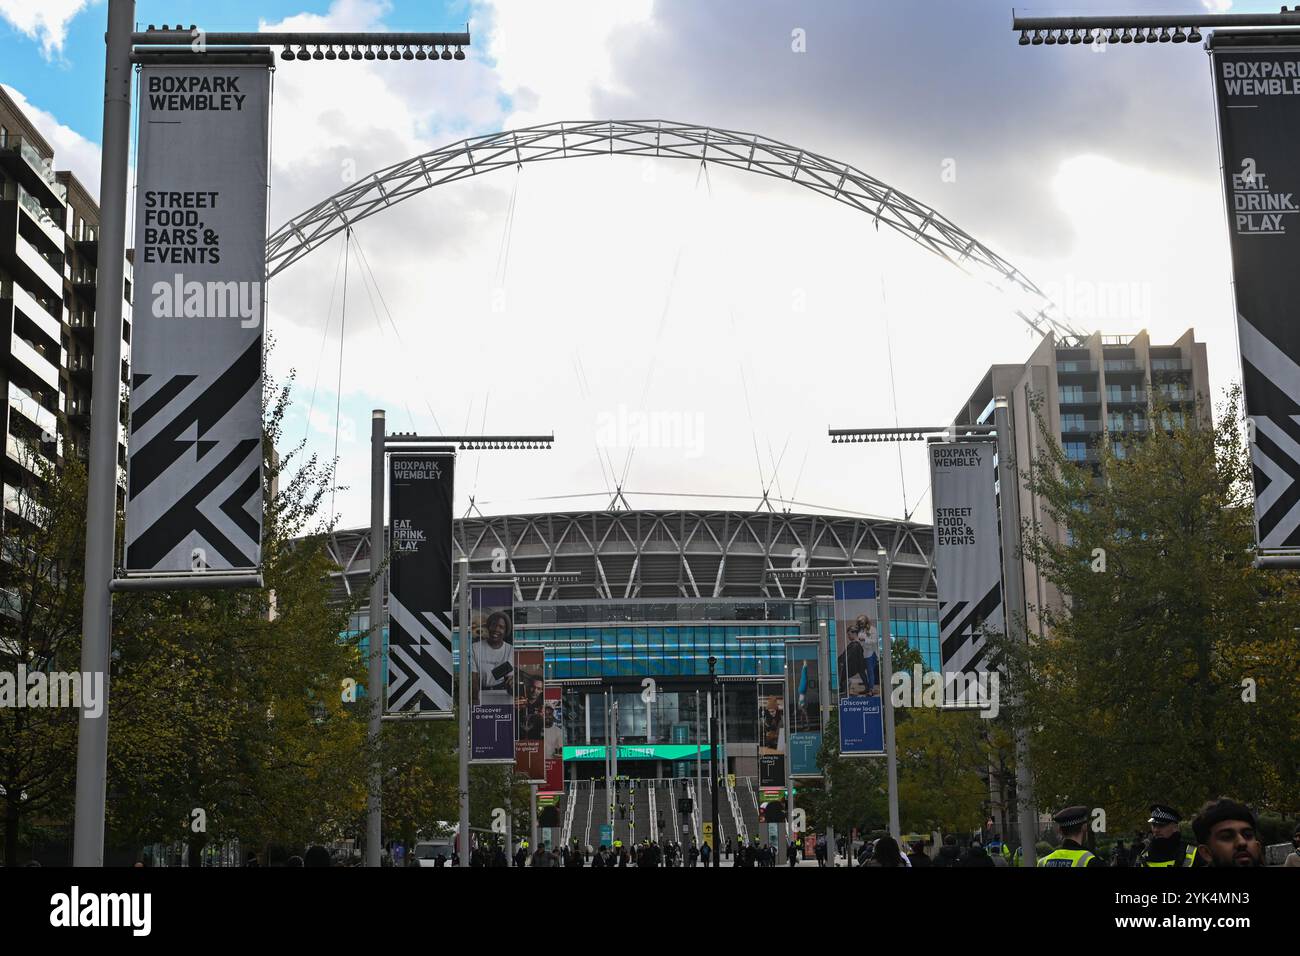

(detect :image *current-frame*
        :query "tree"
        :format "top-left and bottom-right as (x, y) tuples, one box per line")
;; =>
(0, 437), (86, 866)
(1002, 386), (1300, 831)
(107, 369), (370, 863)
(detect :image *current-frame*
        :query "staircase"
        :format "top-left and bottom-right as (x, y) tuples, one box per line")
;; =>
(563, 780), (586, 849)
(741, 777), (763, 840)
(630, 781), (650, 845)
(725, 778), (748, 843)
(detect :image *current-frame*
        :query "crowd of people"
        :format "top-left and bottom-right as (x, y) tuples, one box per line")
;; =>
(405, 794), (1291, 869)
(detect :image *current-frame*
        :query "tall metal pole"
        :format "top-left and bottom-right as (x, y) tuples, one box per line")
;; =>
(994, 396), (1038, 867)
(72, 0), (134, 867)
(530, 783), (538, 855)
(708, 684), (719, 867)
(458, 558), (471, 867)
(694, 689), (702, 818)
(817, 618), (836, 867)
(877, 549), (900, 840)
(365, 410), (385, 867)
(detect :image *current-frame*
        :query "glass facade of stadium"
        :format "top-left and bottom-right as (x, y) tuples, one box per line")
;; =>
(333, 509), (940, 783)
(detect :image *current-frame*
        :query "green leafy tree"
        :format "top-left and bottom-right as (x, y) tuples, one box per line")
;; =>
(0, 437), (86, 866)
(107, 370), (369, 863)
(1002, 386), (1300, 832)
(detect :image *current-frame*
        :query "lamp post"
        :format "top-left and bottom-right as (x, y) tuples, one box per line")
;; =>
(707, 655), (720, 867)
(73, 4), (473, 867)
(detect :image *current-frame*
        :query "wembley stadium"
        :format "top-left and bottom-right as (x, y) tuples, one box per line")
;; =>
(327, 508), (937, 753)
(322, 507), (940, 847)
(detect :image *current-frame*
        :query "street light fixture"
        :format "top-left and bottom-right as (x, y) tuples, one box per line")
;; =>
(1010, 8), (1300, 50)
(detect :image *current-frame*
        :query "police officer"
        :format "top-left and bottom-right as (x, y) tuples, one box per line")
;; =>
(1037, 806), (1100, 867)
(1135, 804), (1200, 867)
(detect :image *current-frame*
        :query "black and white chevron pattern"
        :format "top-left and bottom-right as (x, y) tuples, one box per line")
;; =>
(124, 337), (263, 572)
(388, 596), (454, 712)
(1240, 317), (1300, 549)
(939, 583), (1003, 677)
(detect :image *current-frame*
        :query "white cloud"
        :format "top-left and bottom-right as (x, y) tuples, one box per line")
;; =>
(485, 0), (654, 125)
(0, 83), (102, 196)
(0, 0), (95, 58)
(1202, 0), (1233, 11)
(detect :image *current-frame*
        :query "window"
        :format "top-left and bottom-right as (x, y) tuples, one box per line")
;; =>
(1060, 385), (1083, 403)
(1061, 413), (1084, 432)
(1064, 442), (1087, 462)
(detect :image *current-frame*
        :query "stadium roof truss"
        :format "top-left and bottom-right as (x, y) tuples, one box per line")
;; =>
(324, 509), (935, 605)
(267, 120), (1083, 340)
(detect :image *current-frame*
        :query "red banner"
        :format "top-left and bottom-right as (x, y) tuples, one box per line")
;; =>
(514, 648), (545, 781)
(543, 685), (563, 792)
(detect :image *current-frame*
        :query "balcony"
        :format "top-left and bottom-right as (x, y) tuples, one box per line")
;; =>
(4, 284), (60, 349)
(1103, 359), (1143, 373)
(9, 383), (57, 438)
(72, 221), (98, 263)
(0, 136), (68, 208)
(9, 181), (65, 250)
(68, 353), (92, 386)
(1108, 419), (1149, 434)
(70, 265), (97, 296)
(1, 218), (63, 300)
(1106, 388), (1147, 404)
(9, 332), (59, 391)
(1065, 447), (1101, 464)
(1156, 388), (1195, 403)
(1151, 358), (1191, 372)
(1056, 360), (1096, 374)
(68, 309), (95, 345)
(1061, 419), (1101, 434)
(6, 433), (55, 473)
(1058, 390), (1100, 405)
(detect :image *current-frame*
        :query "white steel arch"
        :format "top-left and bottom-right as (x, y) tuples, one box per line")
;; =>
(267, 119), (1082, 338)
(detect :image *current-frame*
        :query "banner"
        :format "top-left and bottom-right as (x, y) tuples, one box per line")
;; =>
(834, 578), (884, 755)
(126, 64), (271, 574)
(470, 584), (516, 762)
(929, 442), (1003, 687)
(759, 787), (786, 824)
(386, 454), (454, 713)
(757, 679), (786, 787)
(514, 648), (545, 781)
(784, 640), (821, 777)
(1211, 40), (1300, 553)
(543, 686), (564, 792)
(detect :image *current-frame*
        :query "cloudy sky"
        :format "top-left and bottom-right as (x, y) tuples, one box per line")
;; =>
(0, 0), (1266, 530)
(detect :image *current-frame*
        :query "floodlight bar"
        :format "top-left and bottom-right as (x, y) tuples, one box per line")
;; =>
(766, 566), (874, 576)
(828, 425), (996, 443)
(1011, 8), (1300, 48)
(132, 26), (471, 63)
(386, 433), (554, 451)
(463, 571), (581, 580)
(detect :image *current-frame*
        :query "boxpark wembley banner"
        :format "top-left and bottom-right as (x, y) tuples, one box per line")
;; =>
(126, 64), (271, 574)
(1211, 39), (1300, 554)
(386, 454), (455, 714)
(929, 442), (1004, 696)
(757, 679), (786, 787)
(470, 584), (516, 762)
(833, 578), (884, 756)
(784, 640), (821, 777)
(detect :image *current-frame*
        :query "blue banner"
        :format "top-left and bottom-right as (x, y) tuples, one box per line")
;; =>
(834, 578), (885, 756)
(838, 695), (884, 755)
(784, 640), (822, 777)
